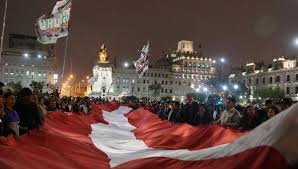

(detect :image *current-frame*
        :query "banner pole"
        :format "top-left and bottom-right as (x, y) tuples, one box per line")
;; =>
(0, 0), (8, 80)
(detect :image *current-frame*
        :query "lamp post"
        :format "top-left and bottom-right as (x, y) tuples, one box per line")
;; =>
(220, 57), (225, 85)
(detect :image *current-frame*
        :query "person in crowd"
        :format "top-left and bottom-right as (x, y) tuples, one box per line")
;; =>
(213, 97), (242, 128)
(47, 97), (57, 111)
(279, 98), (293, 111)
(38, 97), (47, 117)
(182, 95), (199, 125)
(267, 105), (279, 119)
(65, 99), (74, 112)
(72, 99), (81, 113)
(195, 104), (212, 125)
(0, 89), (8, 137)
(168, 102), (181, 123)
(15, 88), (43, 135)
(3, 92), (20, 136)
(240, 105), (261, 130)
(157, 102), (166, 120)
(256, 99), (273, 123)
(81, 101), (89, 115)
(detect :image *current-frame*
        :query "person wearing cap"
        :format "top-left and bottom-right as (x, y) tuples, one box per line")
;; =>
(213, 97), (242, 128)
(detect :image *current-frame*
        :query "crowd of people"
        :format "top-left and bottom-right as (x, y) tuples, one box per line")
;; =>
(0, 87), (98, 139)
(141, 95), (293, 130)
(0, 84), (294, 140)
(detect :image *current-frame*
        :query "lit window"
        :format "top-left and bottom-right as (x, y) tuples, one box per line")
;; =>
(26, 71), (30, 75)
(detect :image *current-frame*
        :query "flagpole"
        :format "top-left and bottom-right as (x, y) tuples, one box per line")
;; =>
(0, 0), (8, 80)
(61, 35), (69, 84)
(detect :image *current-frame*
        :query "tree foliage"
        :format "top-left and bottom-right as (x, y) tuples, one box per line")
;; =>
(186, 92), (207, 103)
(7, 82), (22, 93)
(148, 83), (161, 98)
(207, 94), (222, 105)
(255, 86), (285, 102)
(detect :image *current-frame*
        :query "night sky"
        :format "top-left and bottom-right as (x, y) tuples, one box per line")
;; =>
(1, 0), (298, 79)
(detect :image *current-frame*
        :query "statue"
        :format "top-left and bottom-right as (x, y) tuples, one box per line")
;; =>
(98, 43), (109, 63)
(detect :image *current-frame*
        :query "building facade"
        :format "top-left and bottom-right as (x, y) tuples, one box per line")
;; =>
(0, 34), (58, 89)
(229, 57), (298, 101)
(87, 41), (197, 101)
(165, 40), (216, 87)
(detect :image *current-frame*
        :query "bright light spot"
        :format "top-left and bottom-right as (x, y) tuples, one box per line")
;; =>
(233, 84), (239, 90)
(212, 60), (216, 64)
(191, 84), (195, 89)
(196, 88), (200, 92)
(295, 38), (298, 46)
(86, 76), (90, 80)
(70, 74), (74, 79)
(222, 85), (228, 91)
(220, 58), (225, 63)
(37, 54), (42, 58)
(239, 95), (243, 99)
(203, 87), (208, 92)
(24, 53), (29, 58)
(124, 62), (129, 68)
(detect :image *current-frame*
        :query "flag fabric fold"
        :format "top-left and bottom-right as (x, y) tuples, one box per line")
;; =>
(0, 103), (297, 169)
(35, 0), (72, 44)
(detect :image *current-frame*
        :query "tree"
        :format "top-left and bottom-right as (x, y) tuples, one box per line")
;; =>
(7, 82), (22, 93)
(207, 94), (222, 106)
(187, 92), (207, 103)
(30, 81), (44, 95)
(255, 86), (285, 102)
(148, 83), (161, 100)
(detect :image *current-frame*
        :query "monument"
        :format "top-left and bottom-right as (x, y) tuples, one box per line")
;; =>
(88, 44), (114, 98)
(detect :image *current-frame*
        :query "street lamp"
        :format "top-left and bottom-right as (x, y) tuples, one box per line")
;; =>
(124, 62), (129, 68)
(222, 85), (228, 91)
(294, 38), (298, 46)
(24, 53), (29, 58)
(203, 87), (208, 92)
(219, 57), (226, 84)
(220, 58), (225, 63)
(37, 54), (42, 59)
(233, 84), (239, 90)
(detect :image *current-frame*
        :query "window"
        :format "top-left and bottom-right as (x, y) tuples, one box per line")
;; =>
(296, 87), (298, 94)
(165, 81), (168, 85)
(143, 79), (146, 84)
(286, 87), (290, 94)
(165, 89), (168, 93)
(287, 75), (290, 82)
(162, 80), (164, 85)
(256, 78), (259, 85)
(138, 88), (140, 92)
(275, 76), (280, 83)
(270, 77), (273, 84)
(296, 74), (298, 81)
(170, 89), (172, 93)
(263, 78), (265, 84)
(179, 82), (181, 86)
(165, 74), (168, 78)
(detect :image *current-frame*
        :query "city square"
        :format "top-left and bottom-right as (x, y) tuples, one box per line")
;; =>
(0, 0), (298, 169)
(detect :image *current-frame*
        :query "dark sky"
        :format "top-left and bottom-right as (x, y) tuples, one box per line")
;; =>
(1, 0), (298, 79)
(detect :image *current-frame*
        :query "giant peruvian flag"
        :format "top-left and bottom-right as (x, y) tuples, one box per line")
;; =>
(0, 103), (297, 169)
